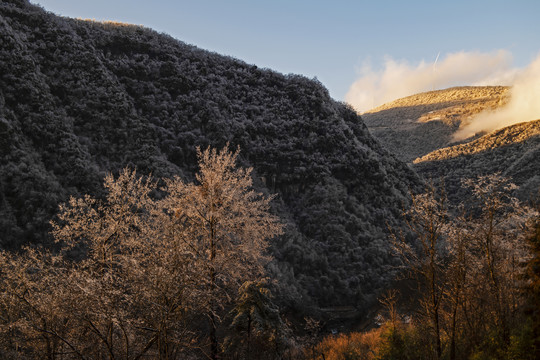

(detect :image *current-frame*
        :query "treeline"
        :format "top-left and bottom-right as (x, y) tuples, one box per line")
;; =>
(308, 175), (540, 360)
(2, 150), (537, 359)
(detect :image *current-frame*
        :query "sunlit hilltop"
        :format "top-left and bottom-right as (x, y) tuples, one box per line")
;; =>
(362, 86), (509, 162)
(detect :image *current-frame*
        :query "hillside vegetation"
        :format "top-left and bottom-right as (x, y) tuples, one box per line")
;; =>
(414, 119), (540, 202)
(362, 85), (538, 203)
(0, 0), (419, 310)
(362, 86), (509, 162)
(2, 1), (539, 359)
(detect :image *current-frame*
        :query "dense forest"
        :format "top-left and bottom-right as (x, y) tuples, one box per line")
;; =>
(0, 0), (419, 313)
(306, 175), (540, 360)
(2, 148), (538, 359)
(1, 0), (539, 359)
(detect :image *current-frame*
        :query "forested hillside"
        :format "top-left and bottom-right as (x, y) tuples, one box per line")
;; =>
(0, 0), (419, 309)
(361, 84), (539, 205)
(414, 119), (540, 203)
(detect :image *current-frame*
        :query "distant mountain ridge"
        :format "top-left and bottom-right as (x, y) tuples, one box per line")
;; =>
(362, 86), (509, 162)
(362, 86), (538, 202)
(0, 0), (420, 309)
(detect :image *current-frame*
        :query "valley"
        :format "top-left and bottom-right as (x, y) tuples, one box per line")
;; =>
(0, 1), (538, 359)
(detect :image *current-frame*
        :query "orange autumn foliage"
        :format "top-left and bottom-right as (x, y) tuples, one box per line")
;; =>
(307, 327), (384, 360)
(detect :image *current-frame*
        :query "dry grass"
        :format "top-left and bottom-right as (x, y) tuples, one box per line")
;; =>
(308, 328), (384, 360)
(367, 86), (508, 113)
(76, 18), (147, 31)
(414, 119), (540, 163)
(361, 86), (510, 162)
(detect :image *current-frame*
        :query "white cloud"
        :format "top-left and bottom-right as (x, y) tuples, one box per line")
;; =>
(345, 50), (516, 113)
(453, 53), (540, 140)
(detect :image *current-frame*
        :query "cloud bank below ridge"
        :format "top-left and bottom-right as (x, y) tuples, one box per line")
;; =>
(345, 50), (518, 113)
(346, 50), (540, 141)
(453, 53), (540, 140)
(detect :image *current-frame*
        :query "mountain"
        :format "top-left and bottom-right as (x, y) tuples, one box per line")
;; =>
(0, 0), (420, 309)
(362, 86), (509, 162)
(362, 86), (538, 203)
(414, 119), (540, 202)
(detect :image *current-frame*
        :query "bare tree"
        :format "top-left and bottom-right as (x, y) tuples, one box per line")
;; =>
(462, 174), (533, 344)
(391, 181), (447, 359)
(438, 174), (534, 358)
(379, 289), (400, 334)
(443, 208), (472, 360)
(0, 248), (80, 359)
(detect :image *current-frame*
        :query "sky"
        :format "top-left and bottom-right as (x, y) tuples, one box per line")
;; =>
(32, 0), (540, 111)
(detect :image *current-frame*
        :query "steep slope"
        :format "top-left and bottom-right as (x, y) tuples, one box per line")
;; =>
(362, 86), (509, 162)
(0, 0), (419, 308)
(413, 119), (540, 202)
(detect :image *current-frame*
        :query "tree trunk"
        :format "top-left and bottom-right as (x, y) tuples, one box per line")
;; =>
(429, 238), (442, 360)
(210, 221), (218, 360)
(246, 313), (251, 360)
(450, 302), (457, 360)
(434, 308), (442, 359)
(210, 311), (218, 360)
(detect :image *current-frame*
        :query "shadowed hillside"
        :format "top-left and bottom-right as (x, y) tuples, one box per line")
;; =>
(414, 119), (540, 202)
(0, 0), (420, 309)
(362, 85), (539, 203)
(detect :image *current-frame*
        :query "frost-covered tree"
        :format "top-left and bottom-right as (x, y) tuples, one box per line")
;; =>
(0, 146), (282, 359)
(161, 146), (283, 360)
(462, 174), (533, 345)
(443, 209), (472, 360)
(391, 182), (448, 359)
(390, 175), (536, 359)
(225, 280), (289, 359)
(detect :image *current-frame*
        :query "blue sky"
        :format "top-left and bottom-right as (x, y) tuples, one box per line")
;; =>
(32, 0), (540, 104)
